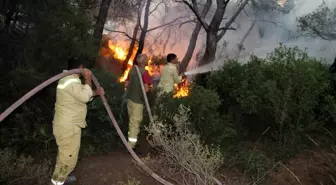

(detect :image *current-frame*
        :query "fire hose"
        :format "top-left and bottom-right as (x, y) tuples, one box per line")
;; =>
(0, 68), (223, 185)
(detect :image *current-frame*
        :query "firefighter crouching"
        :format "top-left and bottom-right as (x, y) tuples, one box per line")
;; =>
(50, 58), (104, 185)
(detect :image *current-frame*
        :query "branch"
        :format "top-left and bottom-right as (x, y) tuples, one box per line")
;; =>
(179, 20), (196, 28)
(147, 16), (190, 32)
(103, 28), (139, 42)
(217, 0), (250, 42)
(218, 27), (236, 31)
(149, 0), (164, 15)
(175, 0), (209, 31)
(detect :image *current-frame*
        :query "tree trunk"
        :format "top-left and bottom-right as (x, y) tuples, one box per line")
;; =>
(199, 0), (249, 66)
(179, 0), (212, 73)
(122, 23), (139, 71)
(134, 0), (151, 62)
(236, 20), (256, 59)
(93, 0), (112, 46)
(199, 0), (227, 66)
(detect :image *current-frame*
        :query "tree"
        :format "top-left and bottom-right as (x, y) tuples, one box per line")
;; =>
(179, 0), (250, 68)
(134, 0), (152, 60)
(179, 0), (212, 73)
(297, 2), (336, 40)
(93, 0), (112, 46)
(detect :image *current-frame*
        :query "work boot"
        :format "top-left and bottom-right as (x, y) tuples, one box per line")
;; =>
(64, 175), (77, 184)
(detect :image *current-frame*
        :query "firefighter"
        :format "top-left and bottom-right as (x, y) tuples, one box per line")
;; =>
(157, 53), (185, 95)
(124, 54), (151, 150)
(50, 57), (104, 185)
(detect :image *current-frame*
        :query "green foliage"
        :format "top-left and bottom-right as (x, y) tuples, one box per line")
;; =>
(207, 44), (336, 151)
(154, 85), (236, 146)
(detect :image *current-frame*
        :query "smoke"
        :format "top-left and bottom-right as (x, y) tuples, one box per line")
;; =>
(105, 0), (336, 74)
(195, 0), (336, 72)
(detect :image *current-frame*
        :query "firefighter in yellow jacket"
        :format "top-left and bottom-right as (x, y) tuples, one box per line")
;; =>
(157, 53), (185, 95)
(50, 58), (104, 185)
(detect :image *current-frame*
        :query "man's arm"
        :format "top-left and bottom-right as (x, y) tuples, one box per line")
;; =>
(69, 83), (93, 103)
(172, 65), (182, 84)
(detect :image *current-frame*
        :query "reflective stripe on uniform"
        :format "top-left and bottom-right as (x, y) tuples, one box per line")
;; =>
(128, 138), (137, 142)
(51, 179), (64, 185)
(57, 78), (81, 89)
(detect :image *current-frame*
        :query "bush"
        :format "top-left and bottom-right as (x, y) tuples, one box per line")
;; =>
(154, 85), (236, 146)
(147, 105), (223, 185)
(0, 148), (52, 185)
(207, 44), (336, 153)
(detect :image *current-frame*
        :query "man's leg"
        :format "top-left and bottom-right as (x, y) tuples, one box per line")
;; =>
(51, 124), (81, 185)
(127, 99), (144, 148)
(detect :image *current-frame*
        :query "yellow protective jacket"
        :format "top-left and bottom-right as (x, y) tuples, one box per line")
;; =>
(53, 71), (93, 128)
(157, 63), (182, 94)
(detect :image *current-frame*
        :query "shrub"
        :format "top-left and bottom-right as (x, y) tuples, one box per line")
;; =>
(0, 148), (52, 185)
(207, 44), (336, 152)
(153, 85), (236, 146)
(147, 105), (223, 185)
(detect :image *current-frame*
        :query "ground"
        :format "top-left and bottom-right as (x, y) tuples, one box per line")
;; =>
(74, 136), (160, 185)
(74, 152), (159, 185)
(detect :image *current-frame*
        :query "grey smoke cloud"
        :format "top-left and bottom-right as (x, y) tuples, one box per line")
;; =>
(105, 0), (336, 73)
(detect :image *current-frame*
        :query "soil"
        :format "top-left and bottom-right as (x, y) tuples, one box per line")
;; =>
(73, 136), (160, 185)
(73, 152), (159, 185)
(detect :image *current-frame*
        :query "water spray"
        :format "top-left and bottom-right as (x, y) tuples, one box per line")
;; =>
(183, 58), (222, 76)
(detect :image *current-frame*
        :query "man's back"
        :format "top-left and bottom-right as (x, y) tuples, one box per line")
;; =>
(126, 66), (148, 104)
(53, 73), (92, 128)
(158, 63), (182, 94)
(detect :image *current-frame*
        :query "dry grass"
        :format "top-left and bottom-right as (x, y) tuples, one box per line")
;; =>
(0, 148), (52, 185)
(146, 105), (223, 185)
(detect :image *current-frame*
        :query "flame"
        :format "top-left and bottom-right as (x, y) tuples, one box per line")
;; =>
(108, 40), (136, 82)
(173, 78), (189, 98)
(107, 39), (190, 98)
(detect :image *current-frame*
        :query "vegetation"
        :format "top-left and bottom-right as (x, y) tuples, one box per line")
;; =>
(1, 0), (336, 185)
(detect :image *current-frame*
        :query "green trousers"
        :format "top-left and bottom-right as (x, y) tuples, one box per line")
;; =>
(127, 99), (144, 148)
(51, 124), (81, 184)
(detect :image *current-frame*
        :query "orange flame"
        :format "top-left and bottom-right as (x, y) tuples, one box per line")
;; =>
(108, 40), (135, 82)
(107, 39), (189, 98)
(173, 78), (189, 98)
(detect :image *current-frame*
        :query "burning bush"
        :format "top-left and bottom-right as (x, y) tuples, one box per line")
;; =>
(146, 105), (223, 185)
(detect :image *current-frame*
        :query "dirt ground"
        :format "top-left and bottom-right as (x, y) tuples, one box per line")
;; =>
(71, 135), (336, 185)
(74, 152), (159, 185)
(73, 136), (160, 185)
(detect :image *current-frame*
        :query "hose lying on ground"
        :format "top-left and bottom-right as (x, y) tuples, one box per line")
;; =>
(0, 69), (222, 185)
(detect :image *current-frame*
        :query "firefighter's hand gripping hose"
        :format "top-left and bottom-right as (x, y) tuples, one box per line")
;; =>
(0, 69), (223, 185)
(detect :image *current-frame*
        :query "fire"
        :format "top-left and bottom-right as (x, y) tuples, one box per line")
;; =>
(173, 78), (189, 98)
(108, 40), (135, 82)
(107, 39), (190, 98)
